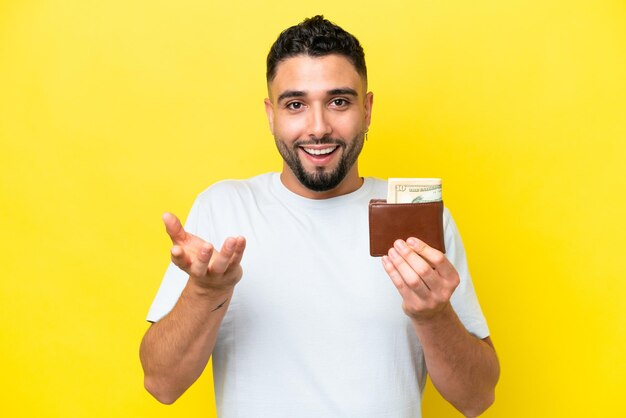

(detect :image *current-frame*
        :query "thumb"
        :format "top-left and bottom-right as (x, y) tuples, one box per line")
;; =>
(162, 212), (186, 244)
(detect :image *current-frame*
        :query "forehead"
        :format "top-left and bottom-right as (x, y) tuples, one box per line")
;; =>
(268, 54), (365, 98)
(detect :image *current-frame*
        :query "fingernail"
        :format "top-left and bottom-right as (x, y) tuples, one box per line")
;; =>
(394, 239), (406, 250)
(407, 237), (417, 246)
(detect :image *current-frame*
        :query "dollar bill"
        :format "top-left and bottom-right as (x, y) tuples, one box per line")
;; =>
(387, 178), (442, 203)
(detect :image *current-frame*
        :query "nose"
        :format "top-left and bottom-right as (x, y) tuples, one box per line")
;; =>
(307, 105), (332, 139)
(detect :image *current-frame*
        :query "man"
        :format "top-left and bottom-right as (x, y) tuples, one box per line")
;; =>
(140, 15), (499, 417)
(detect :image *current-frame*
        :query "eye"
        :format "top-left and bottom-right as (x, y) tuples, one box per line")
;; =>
(286, 101), (304, 110)
(330, 98), (349, 108)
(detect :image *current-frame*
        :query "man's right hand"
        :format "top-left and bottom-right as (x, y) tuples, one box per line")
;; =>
(140, 214), (246, 404)
(162, 212), (246, 293)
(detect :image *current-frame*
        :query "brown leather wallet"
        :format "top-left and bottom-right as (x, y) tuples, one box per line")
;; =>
(368, 199), (445, 256)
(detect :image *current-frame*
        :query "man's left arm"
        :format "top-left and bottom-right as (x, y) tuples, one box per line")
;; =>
(382, 238), (500, 418)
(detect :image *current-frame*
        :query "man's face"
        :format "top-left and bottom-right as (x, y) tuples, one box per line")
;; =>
(265, 54), (373, 198)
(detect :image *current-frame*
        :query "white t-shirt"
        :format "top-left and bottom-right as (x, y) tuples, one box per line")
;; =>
(147, 173), (489, 418)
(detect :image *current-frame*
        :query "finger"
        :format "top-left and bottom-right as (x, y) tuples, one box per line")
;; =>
(209, 237), (238, 275)
(162, 212), (187, 245)
(393, 239), (441, 292)
(406, 237), (456, 278)
(189, 243), (214, 278)
(382, 255), (422, 304)
(387, 247), (431, 297)
(227, 236), (246, 267)
(170, 245), (192, 271)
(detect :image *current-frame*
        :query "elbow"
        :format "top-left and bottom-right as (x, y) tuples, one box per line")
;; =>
(459, 390), (495, 418)
(144, 376), (182, 405)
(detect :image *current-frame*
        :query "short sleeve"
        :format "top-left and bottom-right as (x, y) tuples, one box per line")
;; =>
(444, 208), (490, 339)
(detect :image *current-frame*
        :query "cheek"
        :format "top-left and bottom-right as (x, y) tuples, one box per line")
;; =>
(273, 116), (305, 139)
(333, 114), (365, 136)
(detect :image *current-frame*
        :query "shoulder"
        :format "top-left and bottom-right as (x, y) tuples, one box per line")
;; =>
(182, 174), (275, 233)
(442, 206), (461, 243)
(443, 206), (455, 230)
(441, 206), (471, 272)
(194, 173), (274, 205)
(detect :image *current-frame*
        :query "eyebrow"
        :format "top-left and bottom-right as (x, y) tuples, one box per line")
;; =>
(277, 90), (306, 102)
(277, 88), (359, 103)
(328, 88), (358, 97)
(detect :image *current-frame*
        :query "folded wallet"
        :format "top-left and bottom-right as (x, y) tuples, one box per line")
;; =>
(368, 199), (445, 256)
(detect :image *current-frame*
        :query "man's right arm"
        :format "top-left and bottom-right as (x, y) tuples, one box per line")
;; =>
(139, 213), (246, 404)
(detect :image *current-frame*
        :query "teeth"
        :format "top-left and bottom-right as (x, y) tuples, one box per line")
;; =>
(303, 146), (337, 156)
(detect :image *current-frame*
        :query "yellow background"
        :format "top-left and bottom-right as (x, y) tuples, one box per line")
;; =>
(1, 0), (625, 417)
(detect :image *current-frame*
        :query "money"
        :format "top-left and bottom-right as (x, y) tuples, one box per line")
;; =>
(387, 178), (442, 203)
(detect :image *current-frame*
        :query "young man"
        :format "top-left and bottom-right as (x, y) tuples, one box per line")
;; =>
(140, 16), (499, 417)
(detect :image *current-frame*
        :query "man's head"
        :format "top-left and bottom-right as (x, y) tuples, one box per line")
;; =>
(266, 15), (367, 86)
(265, 16), (373, 199)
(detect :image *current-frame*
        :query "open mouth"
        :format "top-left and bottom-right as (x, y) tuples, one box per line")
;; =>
(301, 145), (339, 156)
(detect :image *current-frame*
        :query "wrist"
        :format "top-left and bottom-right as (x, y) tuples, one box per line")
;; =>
(410, 302), (457, 328)
(186, 278), (235, 302)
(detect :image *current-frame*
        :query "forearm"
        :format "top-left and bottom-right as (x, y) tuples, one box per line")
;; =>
(139, 281), (233, 404)
(413, 304), (500, 417)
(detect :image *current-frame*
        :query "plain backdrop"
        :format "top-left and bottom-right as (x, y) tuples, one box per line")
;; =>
(1, 0), (625, 417)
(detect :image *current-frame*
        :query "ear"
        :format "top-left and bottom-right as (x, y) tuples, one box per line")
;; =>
(264, 98), (275, 135)
(364, 91), (374, 131)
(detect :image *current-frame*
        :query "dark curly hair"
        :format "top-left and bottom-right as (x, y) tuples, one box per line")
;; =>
(266, 15), (367, 83)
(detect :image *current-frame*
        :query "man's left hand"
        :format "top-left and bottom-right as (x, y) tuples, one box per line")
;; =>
(382, 237), (460, 323)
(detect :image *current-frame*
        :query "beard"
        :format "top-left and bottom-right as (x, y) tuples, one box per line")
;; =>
(274, 133), (365, 192)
